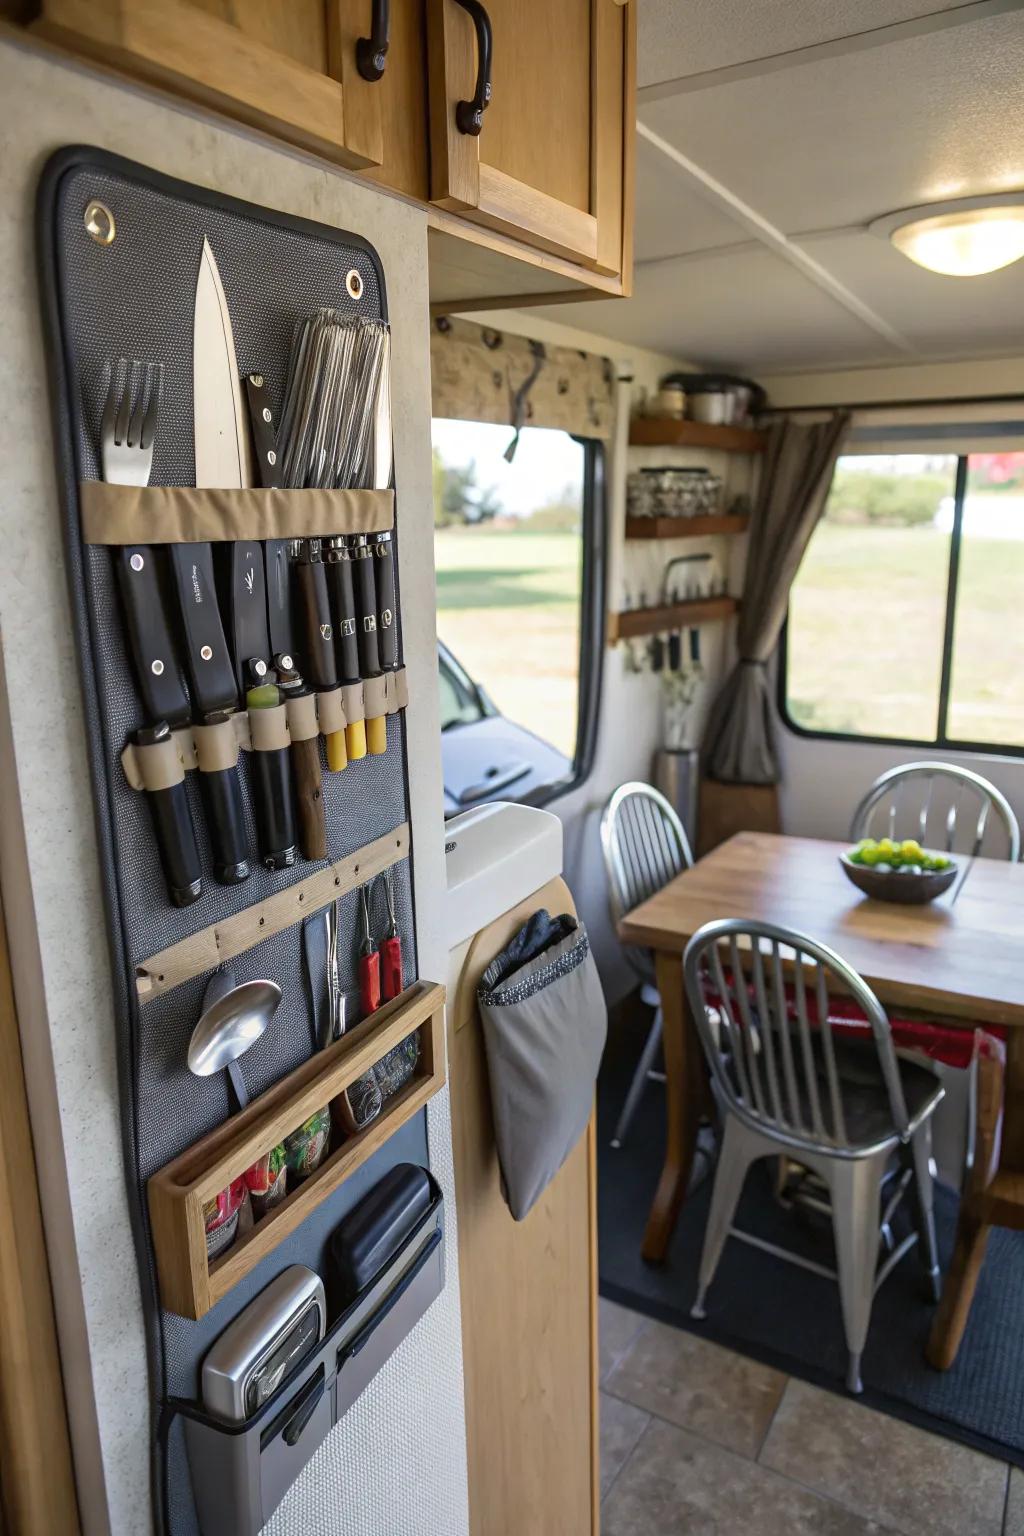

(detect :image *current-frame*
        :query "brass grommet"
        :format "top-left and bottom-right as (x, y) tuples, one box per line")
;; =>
(84, 200), (116, 246)
(345, 268), (364, 301)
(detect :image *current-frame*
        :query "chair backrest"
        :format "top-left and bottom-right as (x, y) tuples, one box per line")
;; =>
(850, 761), (1020, 863)
(683, 917), (909, 1156)
(601, 782), (693, 981)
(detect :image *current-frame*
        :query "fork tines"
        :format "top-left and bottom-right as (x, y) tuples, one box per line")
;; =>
(101, 359), (163, 486)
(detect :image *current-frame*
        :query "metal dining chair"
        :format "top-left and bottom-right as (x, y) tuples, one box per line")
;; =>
(600, 782), (693, 1148)
(850, 761), (1021, 863)
(685, 918), (944, 1394)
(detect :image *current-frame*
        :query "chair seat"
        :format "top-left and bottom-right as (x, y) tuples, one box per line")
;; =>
(824, 1038), (944, 1146)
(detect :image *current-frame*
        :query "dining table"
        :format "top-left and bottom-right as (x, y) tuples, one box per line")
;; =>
(618, 829), (1024, 1369)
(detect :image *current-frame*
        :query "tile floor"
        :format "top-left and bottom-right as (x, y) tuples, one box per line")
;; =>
(599, 1298), (1021, 1536)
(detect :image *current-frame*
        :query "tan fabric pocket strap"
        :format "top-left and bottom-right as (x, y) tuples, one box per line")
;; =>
(385, 668), (409, 713)
(316, 687), (347, 735)
(121, 734), (187, 793)
(341, 682), (365, 726)
(81, 483), (394, 546)
(249, 703), (290, 752)
(362, 673), (388, 717)
(285, 692), (319, 743)
(193, 715), (241, 773)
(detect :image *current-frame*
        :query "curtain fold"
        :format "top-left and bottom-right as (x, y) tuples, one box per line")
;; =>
(703, 411), (850, 784)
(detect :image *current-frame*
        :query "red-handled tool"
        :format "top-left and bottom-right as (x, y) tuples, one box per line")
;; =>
(358, 883), (381, 1017)
(381, 868), (403, 1002)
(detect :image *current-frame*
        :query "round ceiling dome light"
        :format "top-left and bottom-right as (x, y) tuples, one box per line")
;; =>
(870, 196), (1024, 277)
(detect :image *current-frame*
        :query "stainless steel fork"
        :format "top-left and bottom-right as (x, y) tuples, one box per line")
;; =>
(101, 359), (162, 486)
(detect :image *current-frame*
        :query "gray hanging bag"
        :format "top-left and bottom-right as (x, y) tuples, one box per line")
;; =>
(477, 910), (607, 1220)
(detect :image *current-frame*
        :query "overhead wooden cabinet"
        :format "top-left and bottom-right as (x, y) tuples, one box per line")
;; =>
(427, 0), (633, 281)
(26, 0), (390, 169)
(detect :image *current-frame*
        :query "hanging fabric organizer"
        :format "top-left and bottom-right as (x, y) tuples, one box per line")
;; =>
(37, 148), (446, 1536)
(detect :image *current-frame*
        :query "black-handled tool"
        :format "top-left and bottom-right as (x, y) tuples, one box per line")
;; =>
(134, 722), (203, 907)
(295, 540), (349, 772)
(372, 531), (399, 672)
(325, 537), (367, 761)
(351, 535), (387, 755)
(246, 662), (298, 870)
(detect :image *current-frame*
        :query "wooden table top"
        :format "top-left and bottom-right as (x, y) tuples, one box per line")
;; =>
(619, 832), (1024, 1028)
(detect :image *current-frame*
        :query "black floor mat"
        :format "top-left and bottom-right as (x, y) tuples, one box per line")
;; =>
(598, 1006), (1024, 1467)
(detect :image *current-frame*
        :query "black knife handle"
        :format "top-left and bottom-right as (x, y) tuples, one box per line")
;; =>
(373, 533), (399, 671)
(117, 547), (191, 726)
(248, 747), (297, 870)
(199, 764), (250, 884)
(227, 540), (271, 696)
(168, 543), (238, 715)
(265, 539), (294, 661)
(148, 783), (203, 906)
(351, 538), (381, 678)
(244, 374), (282, 489)
(296, 547), (338, 691)
(326, 540), (361, 683)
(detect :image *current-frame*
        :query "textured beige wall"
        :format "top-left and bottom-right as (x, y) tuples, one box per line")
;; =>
(0, 35), (467, 1536)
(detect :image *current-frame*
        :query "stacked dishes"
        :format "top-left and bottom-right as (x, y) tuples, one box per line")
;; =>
(627, 466), (722, 519)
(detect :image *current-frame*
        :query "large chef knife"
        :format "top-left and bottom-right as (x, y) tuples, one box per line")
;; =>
(192, 238), (297, 871)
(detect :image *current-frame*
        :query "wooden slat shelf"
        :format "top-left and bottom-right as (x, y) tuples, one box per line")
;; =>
(608, 596), (738, 644)
(148, 980), (446, 1319)
(629, 418), (768, 453)
(625, 514), (750, 541)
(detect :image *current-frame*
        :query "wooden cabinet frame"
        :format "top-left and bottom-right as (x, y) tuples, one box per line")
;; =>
(28, 0), (387, 168)
(427, 0), (633, 275)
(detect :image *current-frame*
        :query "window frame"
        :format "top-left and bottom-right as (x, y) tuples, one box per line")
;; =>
(432, 428), (607, 809)
(778, 450), (1024, 761)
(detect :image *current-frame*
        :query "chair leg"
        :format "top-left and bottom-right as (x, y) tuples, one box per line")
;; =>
(826, 1153), (886, 1394)
(907, 1119), (941, 1302)
(691, 1113), (761, 1319)
(611, 1006), (663, 1149)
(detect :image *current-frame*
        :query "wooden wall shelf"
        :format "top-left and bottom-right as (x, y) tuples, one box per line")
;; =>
(624, 514), (750, 541)
(608, 596), (738, 644)
(629, 419), (768, 453)
(148, 980), (446, 1319)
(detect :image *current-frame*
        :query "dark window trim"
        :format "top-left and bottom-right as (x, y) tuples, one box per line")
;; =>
(778, 449), (1024, 761)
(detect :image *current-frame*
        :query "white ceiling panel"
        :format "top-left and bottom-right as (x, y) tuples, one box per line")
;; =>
(634, 136), (749, 261)
(795, 229), (1024, 353)
(639, 10), (1024, 234)
(638, 0), (975, 89)
(525, 249), (895, 374)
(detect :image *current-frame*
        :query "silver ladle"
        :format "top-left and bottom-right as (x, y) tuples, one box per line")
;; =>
(188, 967), (282, 1112)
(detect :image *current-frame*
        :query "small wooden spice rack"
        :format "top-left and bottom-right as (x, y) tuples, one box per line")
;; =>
(629, 418), (768, 453)
(624, 513), (750, 541)
(608, 595), (738, 645)
(148, 979), (446, 1319)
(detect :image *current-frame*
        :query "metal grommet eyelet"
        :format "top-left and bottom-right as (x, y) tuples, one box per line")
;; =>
(84, 200), (116, 246)
(345, 268), (364, 301)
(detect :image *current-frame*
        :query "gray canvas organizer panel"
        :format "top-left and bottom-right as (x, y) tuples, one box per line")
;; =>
(37, 148), (424, 1536)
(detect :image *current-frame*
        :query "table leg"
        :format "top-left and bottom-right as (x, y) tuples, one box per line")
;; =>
(926, 1041), (1004, 1371)
(641, 950), (703, 1265)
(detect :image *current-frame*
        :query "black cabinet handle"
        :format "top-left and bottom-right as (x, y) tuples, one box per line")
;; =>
(356, 0), (390, 81)
(453, 0), (492, 136)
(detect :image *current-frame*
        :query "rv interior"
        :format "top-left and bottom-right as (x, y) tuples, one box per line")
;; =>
(1, 2), (1023, 1534)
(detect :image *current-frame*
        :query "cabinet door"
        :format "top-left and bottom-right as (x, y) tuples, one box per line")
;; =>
(29, 0), (388, 169)
(427, 0), (633, 276)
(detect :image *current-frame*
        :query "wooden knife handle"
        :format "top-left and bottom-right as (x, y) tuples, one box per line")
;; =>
(290, 736), (327, 861)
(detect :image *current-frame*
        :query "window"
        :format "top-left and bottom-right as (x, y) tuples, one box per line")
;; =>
(783, 451), (1024, 754)
(431, 419), (604, 812)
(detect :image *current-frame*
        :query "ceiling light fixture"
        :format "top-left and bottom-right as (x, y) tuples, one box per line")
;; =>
(870, 195), (1024, 277)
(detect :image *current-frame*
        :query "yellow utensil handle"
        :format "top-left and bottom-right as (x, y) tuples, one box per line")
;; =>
(366, 714), (388, 756)
(345, 719), (367, 760)
(325, 730), (348, 772)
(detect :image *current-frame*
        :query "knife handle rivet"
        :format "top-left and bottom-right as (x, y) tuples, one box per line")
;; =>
(249, 374), (264, 388)
(267, 449), (277, 466)
(130, 552), (145, 572)
(200, 645), (213, 662)
(262, 407), (272, 424)
(151, 659), (165, 676)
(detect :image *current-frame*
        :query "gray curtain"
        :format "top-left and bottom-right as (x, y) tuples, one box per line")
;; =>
(703, 411), (850, 784)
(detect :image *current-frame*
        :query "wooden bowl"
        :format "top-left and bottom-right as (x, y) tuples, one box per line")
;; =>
(839, 853), (958, 905)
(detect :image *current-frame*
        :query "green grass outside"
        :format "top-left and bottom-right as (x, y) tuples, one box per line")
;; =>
(787, 523), (1024, 747)
(434, 527), (582, 759)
